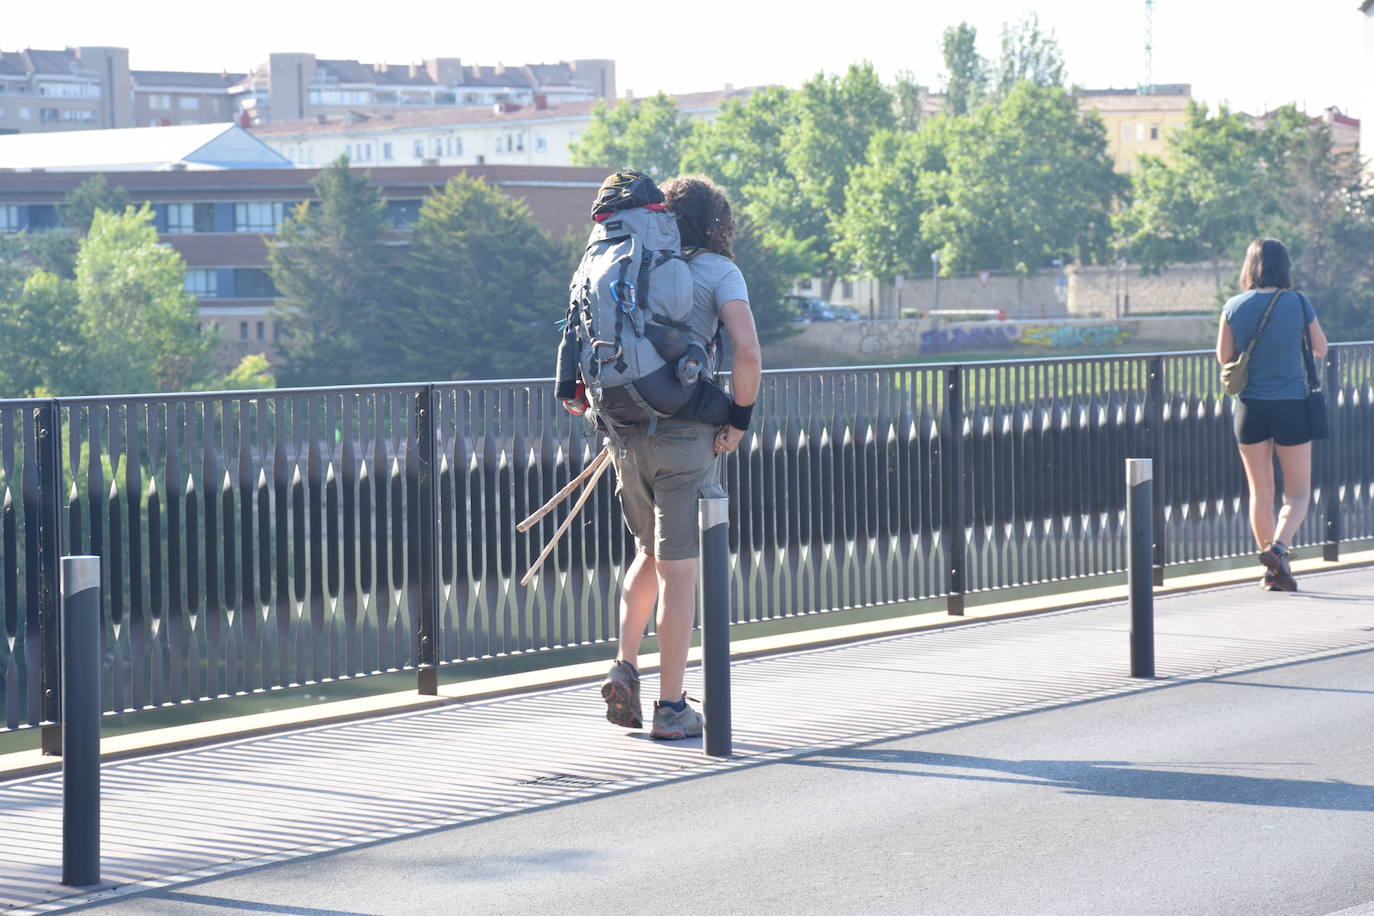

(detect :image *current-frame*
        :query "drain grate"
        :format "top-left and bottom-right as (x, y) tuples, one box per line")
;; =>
(519, 773), (613, 789)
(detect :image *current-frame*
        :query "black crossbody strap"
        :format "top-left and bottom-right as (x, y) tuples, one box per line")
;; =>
(1298, 293), (1322, 394)
(1241, 289), (1285, 359)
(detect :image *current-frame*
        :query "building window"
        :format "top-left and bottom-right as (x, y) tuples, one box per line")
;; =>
(0, 205), (19, 233)
(240, 321), (249, 340)
(433, 138), (443, 157)
(842, 280), (854, 298)
(179, 96), (199, 111)
(535, 133), (546, 152)
(515, 133), (524, 152)
(149, 94), (171, 109)
(40, 108), (59, 123)
(233, 268), (278, 298)
(413, 139), (424, 159)
(256, 321), (266, 340)
(233, 202), (285, 233)
(454, 137), (462, 156)
(1136, 123), (1148, 140)
(19, 108), (30, 121)
(1120, 122), (1132, 142)
(166, 203), (216, 234)
(1149, 123), (1160, 140)
(184, 269), (218, 297)
(799, 278), (813, 291)
(382, 142), (393, 161)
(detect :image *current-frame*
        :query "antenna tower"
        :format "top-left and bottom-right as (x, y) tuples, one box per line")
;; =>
(1141, 0), (1154, 94)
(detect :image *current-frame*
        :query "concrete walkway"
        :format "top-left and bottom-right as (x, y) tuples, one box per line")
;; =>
(2, 565), (1373, 914)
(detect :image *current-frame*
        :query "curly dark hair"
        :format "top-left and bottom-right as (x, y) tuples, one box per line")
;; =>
(660, 175), (736, 259)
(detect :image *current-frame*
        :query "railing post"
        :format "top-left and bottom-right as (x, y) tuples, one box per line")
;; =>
(699, 496), (732, 758)
(38, 400), (64, 756)
(1146, 357), (1166, 586)
(61, 555), (101, 887)
(1322, 349), (1340, 562)
(1127, 459), (1155, 678)
(416, 386), (439, 696)
(942, 366), (965, 615)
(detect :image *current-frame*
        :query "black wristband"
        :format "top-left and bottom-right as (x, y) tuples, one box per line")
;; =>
(728, 401), (754, 431)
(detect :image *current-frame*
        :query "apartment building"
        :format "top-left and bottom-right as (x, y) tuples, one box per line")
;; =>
(0, 47), (613, 134)
(0, 165), (605, 366)
(234, 54), (613, 124)
(253, 87), (757, 168)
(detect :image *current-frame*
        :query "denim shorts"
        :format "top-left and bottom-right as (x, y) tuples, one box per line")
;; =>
(1233, 397), (1311, 446)
(608, 419), (725, 560)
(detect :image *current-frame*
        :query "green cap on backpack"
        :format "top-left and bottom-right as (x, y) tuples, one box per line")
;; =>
(591, 169), (664, 219)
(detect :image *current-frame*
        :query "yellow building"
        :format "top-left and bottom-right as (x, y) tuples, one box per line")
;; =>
(1078, 84), (1194, 172)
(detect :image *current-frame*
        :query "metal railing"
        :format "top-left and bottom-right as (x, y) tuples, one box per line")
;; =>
(2, 344), (1372, 736)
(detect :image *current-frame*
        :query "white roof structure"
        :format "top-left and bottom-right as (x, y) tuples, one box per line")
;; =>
(0, 123), (295, 172)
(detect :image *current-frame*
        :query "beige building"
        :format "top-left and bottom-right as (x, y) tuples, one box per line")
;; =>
(1079, 84), (1193, 172)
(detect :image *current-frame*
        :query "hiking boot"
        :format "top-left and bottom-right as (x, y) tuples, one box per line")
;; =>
(650, 695), (703, 741)
(600, 660), (642, 729)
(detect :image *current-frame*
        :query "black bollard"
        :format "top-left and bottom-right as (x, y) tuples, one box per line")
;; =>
(698, 497), (732, 757)
(1126, 460), (1155, 678)
(61, 555), (101, 887)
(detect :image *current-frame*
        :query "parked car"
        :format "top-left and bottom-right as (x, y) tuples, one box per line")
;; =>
(784, 295), (864, 322)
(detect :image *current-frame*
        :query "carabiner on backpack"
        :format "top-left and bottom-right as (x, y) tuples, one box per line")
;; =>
(610, 278), (637, 313)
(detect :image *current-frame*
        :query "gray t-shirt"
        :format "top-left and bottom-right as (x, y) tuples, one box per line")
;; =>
(1222, 289), (1317, 400)
(684, 251), (749, 374)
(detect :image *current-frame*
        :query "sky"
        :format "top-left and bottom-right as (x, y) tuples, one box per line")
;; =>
(5, 0), (1368, 119)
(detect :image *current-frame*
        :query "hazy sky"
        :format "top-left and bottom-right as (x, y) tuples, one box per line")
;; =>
(7, 0), (1368, 118)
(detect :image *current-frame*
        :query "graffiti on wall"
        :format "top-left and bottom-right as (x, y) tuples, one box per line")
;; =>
(1017, 325), (1131, 348)
(918, 325), (1020, 355)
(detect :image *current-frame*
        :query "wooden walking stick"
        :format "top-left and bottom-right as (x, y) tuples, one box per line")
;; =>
(516, 445), (611, 533)
(520, 449), (612, 587)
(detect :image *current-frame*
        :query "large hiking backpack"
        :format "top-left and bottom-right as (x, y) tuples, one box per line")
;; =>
(556, 170), (725, 428)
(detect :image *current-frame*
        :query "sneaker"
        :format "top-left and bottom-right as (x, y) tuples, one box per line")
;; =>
(1259, 543), (1297, 592)
(650, 695), (703, 741)
(1258, 542), (1292, 578)
(600, 661), (642, 729)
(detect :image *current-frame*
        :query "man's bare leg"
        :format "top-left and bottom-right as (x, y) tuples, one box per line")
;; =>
(616, 551), (658, 670)
(654, 557), (698, 702)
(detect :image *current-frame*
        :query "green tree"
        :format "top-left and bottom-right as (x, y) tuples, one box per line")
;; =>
(394, 175), (563, 380)
(941, 22), (988, 116)
(679, 85), (796, 204)
(57, 174), (130, 233)
(73, 206), (216, 393)
(923, 83), (1121, 274)
(0, 245), (83, 396)
(993, 14), (1067, 96)
(1115, 102), (1268, 289)
(270, 155), (398, 386)
(836, 124), (949, 283)
(891, 70), (926, 131)
(213, 353), (278, 391)
(746, 63), (896, 297)
(1270, 126), (1374, 340)
(569, 93), (693, 182)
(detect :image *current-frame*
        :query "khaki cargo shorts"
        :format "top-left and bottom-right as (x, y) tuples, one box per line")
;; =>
(608, 419), (726, 561)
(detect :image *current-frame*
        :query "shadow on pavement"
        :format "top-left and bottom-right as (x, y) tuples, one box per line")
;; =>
(789, 748), (1374, 811)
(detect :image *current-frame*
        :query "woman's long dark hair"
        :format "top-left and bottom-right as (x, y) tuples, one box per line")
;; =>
(1239, 238), (1293, 290)
(660, 176), (736, 259)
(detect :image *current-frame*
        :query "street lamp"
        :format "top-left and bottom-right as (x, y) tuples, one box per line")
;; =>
(931, 251), (941, 312)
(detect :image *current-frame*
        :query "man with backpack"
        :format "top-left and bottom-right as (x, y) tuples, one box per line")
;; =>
(556, 170), (761, 740)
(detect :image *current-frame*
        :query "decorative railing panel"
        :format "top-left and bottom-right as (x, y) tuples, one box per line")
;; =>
(2, 344), (1371, 733)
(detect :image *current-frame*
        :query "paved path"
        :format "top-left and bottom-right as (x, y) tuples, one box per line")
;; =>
(2, 567), (1372, 914)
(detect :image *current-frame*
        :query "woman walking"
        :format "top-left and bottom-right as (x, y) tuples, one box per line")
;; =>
(1216, 238), (1328, 591)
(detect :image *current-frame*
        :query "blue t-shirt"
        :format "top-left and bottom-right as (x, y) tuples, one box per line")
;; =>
(1222, 289), (1316, 399)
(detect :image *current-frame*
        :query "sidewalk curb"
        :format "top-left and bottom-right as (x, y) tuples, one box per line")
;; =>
(2, 549), (1369, 782)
